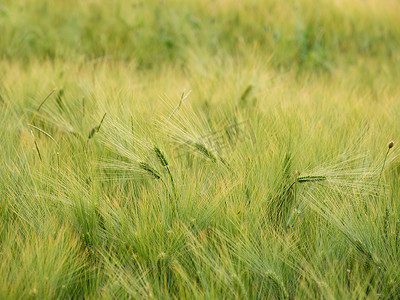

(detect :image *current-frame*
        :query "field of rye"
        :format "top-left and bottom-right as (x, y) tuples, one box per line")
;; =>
(1, 0), (400, 298)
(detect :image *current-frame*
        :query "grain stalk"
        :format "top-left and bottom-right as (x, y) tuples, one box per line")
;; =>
(377, 141), (394, 186)
(30, 129), (42, 163)
(154, 145), (178, 216)
(30, 88), (57, 124)
(154, 146), (176, 195)
(279, 172), (327, 228)
(28, 124), (59, 147)
(138, 159), (177, 219)
(168, 90), (192, 120)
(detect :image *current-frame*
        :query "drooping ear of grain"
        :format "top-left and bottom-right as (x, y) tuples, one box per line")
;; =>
(193, 142), (217, 163)
(139, 162), (161, 179)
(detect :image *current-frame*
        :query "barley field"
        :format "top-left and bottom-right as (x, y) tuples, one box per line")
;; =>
(1, 0), (400, 299)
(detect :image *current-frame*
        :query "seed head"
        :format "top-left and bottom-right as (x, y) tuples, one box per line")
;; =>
(297, 175), (327, 183)
(193, 142), (217, 162)
(139, 162), (161, 179)
(388, 141), (394, 149)
(154, 145), (169, 167)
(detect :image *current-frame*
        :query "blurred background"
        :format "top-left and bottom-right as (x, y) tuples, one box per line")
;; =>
(1, 0), (399, 73)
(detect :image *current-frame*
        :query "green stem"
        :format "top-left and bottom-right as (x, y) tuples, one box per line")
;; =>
(378, 148), (390, 186)
(165, 166), (178, 217)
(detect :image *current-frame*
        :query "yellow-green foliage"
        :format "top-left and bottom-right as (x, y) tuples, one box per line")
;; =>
(1, 0), (400, 298)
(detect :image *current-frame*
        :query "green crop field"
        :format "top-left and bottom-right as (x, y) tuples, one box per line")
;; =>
(1, 0), (400, 298)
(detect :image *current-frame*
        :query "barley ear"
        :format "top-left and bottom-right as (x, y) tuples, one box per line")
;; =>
(193, 142), (217, 163)
(154, 145), (169, 167)
(139, 162), (161, 180)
